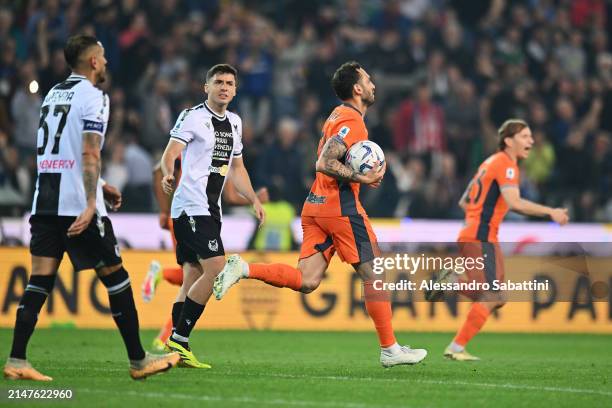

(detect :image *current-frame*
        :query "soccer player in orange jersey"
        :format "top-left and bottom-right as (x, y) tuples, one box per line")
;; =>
(433, 119), (569, 361)
(213, 61), (428, 367)
(142, 161), (268, 351)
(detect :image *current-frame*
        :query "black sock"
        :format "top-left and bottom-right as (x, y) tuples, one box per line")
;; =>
(172, 297), (204, 348)
(10, 275), (56, 359)
(100, 268), (145, 361)
(171, 302), (184, 331)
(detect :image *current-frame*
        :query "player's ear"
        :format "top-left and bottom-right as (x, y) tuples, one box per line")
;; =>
(89, 54), (97, 70)
(203, 82), (209, 94)
(353, 82), (363, 97)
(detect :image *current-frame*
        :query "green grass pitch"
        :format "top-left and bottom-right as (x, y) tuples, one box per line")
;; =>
(0, 329), (610, 407)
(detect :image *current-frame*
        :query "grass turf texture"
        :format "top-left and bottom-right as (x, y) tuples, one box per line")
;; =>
(0, 329), (610, 407)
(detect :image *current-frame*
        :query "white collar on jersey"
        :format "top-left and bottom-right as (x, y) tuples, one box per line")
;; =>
(204, 100), (227, 120)
(68, 73), (87, 79)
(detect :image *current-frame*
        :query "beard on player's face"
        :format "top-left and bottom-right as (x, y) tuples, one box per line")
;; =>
(362, 91), (375, 106)
(96, 70), (106, 84)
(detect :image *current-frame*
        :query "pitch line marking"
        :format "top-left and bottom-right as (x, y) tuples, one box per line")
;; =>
(261, 373), (612, 397)
(71, 368), (612, 398)
(77, 389), (391, 408)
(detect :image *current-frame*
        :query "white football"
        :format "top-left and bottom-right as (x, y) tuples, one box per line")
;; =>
(346, 140), (385, 174)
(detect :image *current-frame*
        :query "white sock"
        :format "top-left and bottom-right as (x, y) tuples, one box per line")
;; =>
(382, 342), (402, 355)
(171, 332), (189, 343)
(449, 341), (464, 353)
(242, 262), (249, 278)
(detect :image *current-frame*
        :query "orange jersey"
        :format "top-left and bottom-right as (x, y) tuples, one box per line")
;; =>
(458, 152), (519, 242)
(301, 104), (368, 217)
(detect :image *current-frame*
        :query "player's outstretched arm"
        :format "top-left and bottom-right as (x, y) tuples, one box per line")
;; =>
(501, 186), (569, 225)
(67, 132), (101, 237)
(229, 157), (265, 226)
(160, 140), (185, 195)
(316, 137), (384, 185)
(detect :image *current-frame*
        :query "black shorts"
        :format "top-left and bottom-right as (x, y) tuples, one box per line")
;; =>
(29, 214), (122, 272)
(173, 213), (224, 265)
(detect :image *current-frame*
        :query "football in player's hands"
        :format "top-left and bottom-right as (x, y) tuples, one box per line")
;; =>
(346, 141), (385, 175)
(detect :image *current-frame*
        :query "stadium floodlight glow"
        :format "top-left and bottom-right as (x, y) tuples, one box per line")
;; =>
(28, 80), (39, 94)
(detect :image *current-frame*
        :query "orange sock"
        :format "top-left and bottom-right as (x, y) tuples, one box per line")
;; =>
(363, 281), (396, 347)
(163, 267), (183, 286)
(157, 317), (173, 343)
(453, 303), (490, 346)
(248, 263), (302, 291)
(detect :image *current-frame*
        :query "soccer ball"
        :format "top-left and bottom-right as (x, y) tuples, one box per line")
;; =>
(345, 140), (385, 174)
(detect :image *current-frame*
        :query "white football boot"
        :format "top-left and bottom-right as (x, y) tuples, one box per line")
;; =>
(380, 345), (428, 367)
(213, 254), (246, 300)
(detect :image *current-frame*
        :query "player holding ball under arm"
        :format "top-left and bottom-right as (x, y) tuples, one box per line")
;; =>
(214, 61), (428, 368)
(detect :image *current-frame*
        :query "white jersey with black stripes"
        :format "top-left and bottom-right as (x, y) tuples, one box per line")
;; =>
(31, 73), (110, 217)
(169, 101), (243, 220)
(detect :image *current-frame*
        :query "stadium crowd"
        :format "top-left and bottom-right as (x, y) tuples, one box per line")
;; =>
(0, 0), (610, 221)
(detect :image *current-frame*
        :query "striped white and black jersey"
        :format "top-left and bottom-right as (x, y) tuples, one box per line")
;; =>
(169, 101), (243, 220)
(32, 73), (110, 217)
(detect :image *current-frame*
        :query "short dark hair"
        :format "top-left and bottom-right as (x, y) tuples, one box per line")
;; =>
(64, 35), (99, 69)
(331, 61), (362, 101)
(206, 64), (238, 83)
(498, 119), (528, 150)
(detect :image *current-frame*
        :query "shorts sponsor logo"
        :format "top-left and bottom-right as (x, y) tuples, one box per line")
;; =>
(208, 239), (219, 252)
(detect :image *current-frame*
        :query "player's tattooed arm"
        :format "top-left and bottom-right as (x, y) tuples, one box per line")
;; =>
(316, 137), (358, 182)
(82, 132), (102, 208)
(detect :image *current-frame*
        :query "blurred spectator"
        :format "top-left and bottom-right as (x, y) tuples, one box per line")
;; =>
(11, 60), (41, 159)
(103, 141), (129, 193)
(237, 23), (274, 135)
(523, 128), (556, 187)
(255, 117), (308, 209)
(392, 81), (446, 171)
(120, 134), (154, 212)
(0, 130), (29, 213)
(38, 47), (68, 95)
(445, 79), (480, 178)
(137, 66), (173, 156)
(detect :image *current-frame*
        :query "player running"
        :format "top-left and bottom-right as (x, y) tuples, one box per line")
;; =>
(142, 160), (268, 352)
(3, 35), (179, 381)
(159, 64), (265, 368)
(214, 61), (428, 367)
(427, 119), (569, 361)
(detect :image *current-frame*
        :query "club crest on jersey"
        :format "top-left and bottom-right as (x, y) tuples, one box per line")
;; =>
(338, 126), (351, 138)
(208, 239), (219, 252)
(233, 123), (238, 131)
(506, 168), (515, 180)
(205, 121), (211, 129)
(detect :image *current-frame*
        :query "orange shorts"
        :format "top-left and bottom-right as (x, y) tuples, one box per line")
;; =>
(457, 240), (505, 295)
(300, 215), (379, 265)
